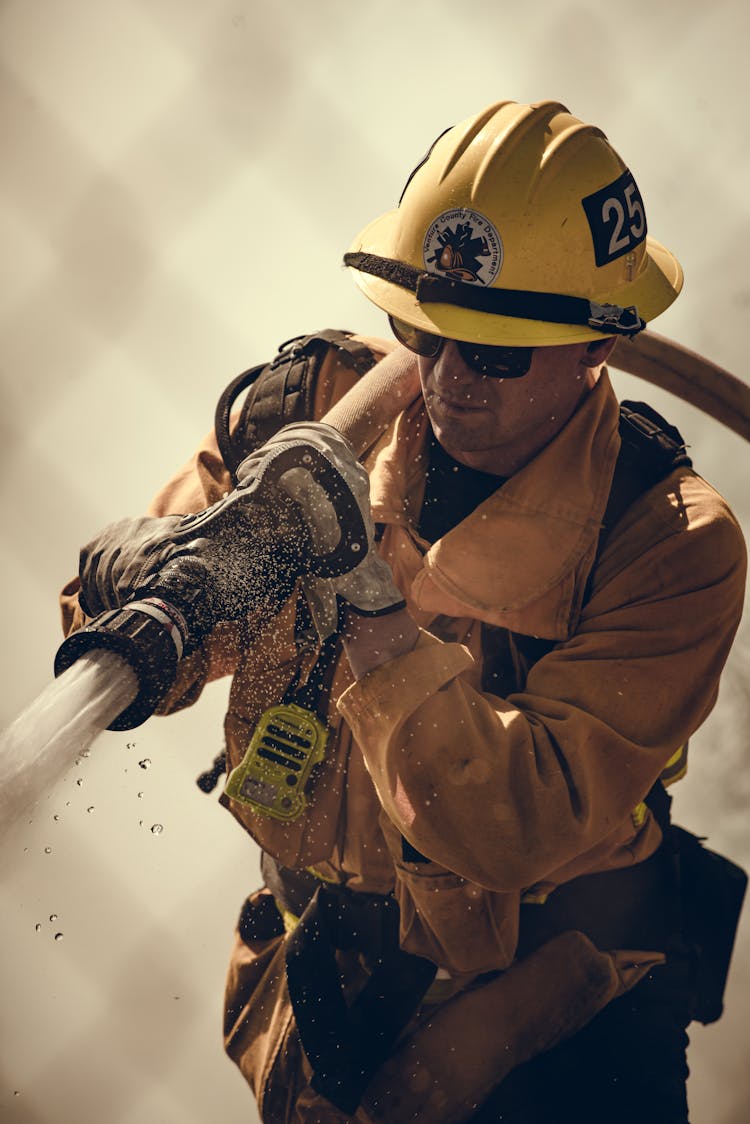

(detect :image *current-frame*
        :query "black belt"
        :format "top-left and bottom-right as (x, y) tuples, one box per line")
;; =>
(517, 837), (682, 958)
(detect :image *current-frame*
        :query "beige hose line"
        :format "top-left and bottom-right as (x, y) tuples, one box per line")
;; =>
(323, 331), (750, 455)
(614, 331), (750, 442)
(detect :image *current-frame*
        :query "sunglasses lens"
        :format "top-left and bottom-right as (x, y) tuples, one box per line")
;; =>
(459, 342), (534, 379)
(389, 316), (533, 376)
(389, 316), (443, 357)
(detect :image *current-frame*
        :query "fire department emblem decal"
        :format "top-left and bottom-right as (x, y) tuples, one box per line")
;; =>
(423, 208), (503, 285)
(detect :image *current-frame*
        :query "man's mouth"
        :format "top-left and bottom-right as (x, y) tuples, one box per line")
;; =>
(432, 390), (487, 413)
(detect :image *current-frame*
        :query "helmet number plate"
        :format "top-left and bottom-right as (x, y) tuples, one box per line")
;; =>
(582, 169), (648, 267)
(224, 702), (328, 821)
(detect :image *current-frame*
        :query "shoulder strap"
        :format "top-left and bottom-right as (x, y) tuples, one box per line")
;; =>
(513, 400), (691, 671)
(513, 401), (692, 821)
(214, 329), (380, 484)
(597, 400), (692, 552)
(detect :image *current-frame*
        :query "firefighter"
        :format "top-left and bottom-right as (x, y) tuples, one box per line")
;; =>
(64, 101), (746, 1122)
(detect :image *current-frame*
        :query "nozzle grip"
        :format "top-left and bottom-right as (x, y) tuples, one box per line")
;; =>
(263, 444), (368, 579)
(171, 442), (369, 579)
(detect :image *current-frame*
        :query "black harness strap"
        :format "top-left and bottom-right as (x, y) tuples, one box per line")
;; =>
(213, 329), (379, 485)
(601, 400), (692, 539)
(511, 399), (691, 672)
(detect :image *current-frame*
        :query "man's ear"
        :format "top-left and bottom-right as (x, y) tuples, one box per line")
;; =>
(584, 336), (618, 367)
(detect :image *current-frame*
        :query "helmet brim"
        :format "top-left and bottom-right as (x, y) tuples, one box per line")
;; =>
(346, 210), (683, 347)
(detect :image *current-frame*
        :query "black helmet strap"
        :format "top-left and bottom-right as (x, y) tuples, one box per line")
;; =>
(343, 251), (645, 337)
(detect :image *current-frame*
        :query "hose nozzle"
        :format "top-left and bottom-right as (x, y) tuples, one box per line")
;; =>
(54, 598), (187, 730)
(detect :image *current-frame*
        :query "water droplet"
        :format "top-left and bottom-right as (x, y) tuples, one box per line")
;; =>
(54, 932), (64, 941)
(76, 778), (84, 786)
(35, 923), (42, 933)
(138, 758), (151, 770)
(137, 791), (144, 799)
(53, 814), (60, 821)
(150, 824), (163, 835)
(50, 914), (57, 922)
(87, 806), (95, 813)
(13, 1090), (20, 1096)
(44, 846), (52, 854)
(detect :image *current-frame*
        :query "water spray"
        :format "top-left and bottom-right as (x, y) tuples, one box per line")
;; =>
(0, 650), (140, 840)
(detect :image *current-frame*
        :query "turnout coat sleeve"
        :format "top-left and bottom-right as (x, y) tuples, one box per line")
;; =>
(338, 461), (747, 898)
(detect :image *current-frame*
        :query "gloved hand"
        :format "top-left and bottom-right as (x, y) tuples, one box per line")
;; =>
(78, 515), (184, 618)
(78, 496), (307, 643)
(240, 422), (406, 641)
(78, 421), (403, 647)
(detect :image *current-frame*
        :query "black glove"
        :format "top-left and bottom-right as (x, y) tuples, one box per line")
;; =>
(77, 420), (397, 647)
(78, 515), (184, 618)
(77, 496), (308, 643)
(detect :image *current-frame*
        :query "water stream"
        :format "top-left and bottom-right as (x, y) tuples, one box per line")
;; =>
(0, 650), (138, 838)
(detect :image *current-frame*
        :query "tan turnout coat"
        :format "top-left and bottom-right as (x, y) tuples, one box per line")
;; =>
(61, 338), (746, 1121)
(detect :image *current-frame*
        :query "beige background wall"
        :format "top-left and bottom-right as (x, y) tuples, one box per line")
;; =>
(1, 2), (749, 1121)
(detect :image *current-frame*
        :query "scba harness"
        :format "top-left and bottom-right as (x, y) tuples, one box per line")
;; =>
(205, 330), (747, 1114)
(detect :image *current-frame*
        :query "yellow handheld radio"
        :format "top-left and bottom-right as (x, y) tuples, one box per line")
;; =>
(224, 702), (329, 821)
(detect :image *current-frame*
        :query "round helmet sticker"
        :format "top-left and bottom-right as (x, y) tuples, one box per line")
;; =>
(423, 208), (503, 285)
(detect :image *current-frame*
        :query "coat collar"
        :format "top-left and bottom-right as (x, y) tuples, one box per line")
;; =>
(366, 370), (622, 641)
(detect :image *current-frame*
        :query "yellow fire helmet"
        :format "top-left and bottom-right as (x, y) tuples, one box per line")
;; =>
(344, 100), (683, 347)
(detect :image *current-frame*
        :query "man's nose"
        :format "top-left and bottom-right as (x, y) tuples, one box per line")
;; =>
(432, 341), (482, 393)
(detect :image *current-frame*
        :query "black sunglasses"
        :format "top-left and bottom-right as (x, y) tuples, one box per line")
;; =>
(389, 315), (534, 379)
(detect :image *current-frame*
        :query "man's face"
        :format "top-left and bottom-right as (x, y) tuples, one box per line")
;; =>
(417, 339), (612, 476)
